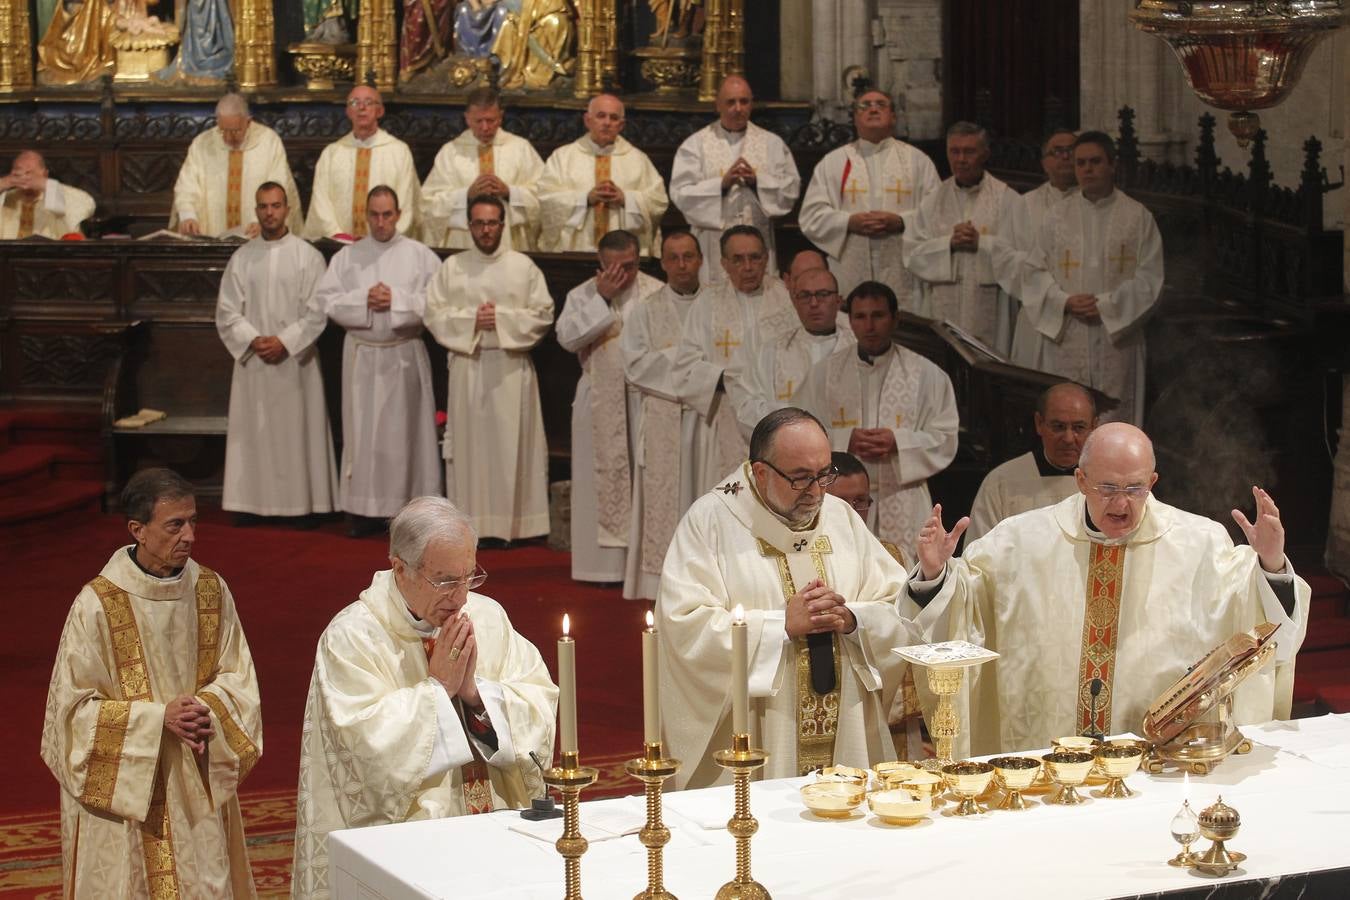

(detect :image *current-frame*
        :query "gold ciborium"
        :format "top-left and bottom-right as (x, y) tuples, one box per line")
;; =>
(941, 761), (995, 816)
(799, 781), (865, 819)
(897, 770), (944, 809)
(867, 789), (930, 826)
(1042, 751), (1095, 805)
(989, 756), (1041, 811)
(1093, 744), (1144, 799)
(1193, 796), (1246, 876)
(872, 761), (922, 789)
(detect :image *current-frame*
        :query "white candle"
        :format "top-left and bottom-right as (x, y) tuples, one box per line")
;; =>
(558, 614), (578, 755)
(731, 604), (748, 735)
(642, 610), (660, 744)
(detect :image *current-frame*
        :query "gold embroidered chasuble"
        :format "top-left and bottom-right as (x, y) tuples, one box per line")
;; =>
(169, 122), (304, 237)
(41, 549), (262, 898)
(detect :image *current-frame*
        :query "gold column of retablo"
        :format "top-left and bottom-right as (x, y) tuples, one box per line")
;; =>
(0, 0), (35, 92)
(697, 0), (725, 101)
(355, 0), (396, 90)
(625, 742), (680, 900)
(234, 0), (277, 87)
(713, 732), (770, 900)
(573, 0), (597, 98)
(721, 0), (744, 80)
(598, 0), (619, 89)
(543, 750), (599, 900)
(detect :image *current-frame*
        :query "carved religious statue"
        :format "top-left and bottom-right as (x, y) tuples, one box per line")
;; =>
(647, 0), (702, 46)
(492, 0), (574, 89)
(37, 0), (181, 84)
(304, 0), (356, 43)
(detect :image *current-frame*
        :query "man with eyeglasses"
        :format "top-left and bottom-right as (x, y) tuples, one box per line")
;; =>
(906, 422), (1308, 759)
(292, 496), (558, 899)
(799, 88), (940, 300)
(423, 194), (554, 546)
(964, 382), (1098, 545)
(419, 87), (545, 251)
(657, 408), (927, 789)
(999, 129), (1078, 335)
(305, 85), (422, 240)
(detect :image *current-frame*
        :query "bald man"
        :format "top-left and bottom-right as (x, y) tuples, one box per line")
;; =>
(0, 150), (95, 239)
(537, 94), (668, 255)
(907, 422), (1309, 757)
(670, 75), (801, 284)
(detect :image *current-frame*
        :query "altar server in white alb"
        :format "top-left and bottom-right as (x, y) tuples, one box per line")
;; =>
(1012, 131), (1163, 425)
(557, 229), (663, 585)
(305, 86), (421, 240)
(419, 87), (544, 251)
(907, 422), (1309, 759)
(423, 195), (553, 542)
(798, 89), (940, 301)
(316, 186), (442, 536)
(0, 149), (95, 239)
(291, 497), (558, 900)
(669, 75), (801, 284)
(171, 92), (304, 238)
(537, 93), (669, 255)
(217, 182), (338, 519)
(658, 408), (927, 789)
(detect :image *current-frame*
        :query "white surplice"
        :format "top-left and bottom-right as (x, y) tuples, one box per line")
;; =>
(910, 493), (1309, 758)
(903, 172), (1020, 355)
(556, 271), (664, 583)
(1011, 188), (1163, 425)
(291, 570), (558, 900)
(669, 121), (801, 284)
(0, 178), (96, 238)
(216, 232), (338, 515)
(536, 135), (669, 255)
(657, 465), (925, 789)
(798, 138), (940, 301)
(170, 122), (305, 236)
(727, 324), (855, 436)
(304, 129), (422, 240)
(419, 128), (544, 251)
(42, 549), (262, 899)
(964, 450), (1078, 545)
(423, 246), (553, 540)
(316, 233), (443, 517)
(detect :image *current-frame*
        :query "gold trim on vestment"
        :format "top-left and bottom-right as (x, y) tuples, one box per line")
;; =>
(1077, 543), (1125, 735)
(90, 576), (153, 702)
(79, 700), (132, 812)
(199, 691), (260, 782)
(193, 567), (222, 690)
(140, 766), (183, 898)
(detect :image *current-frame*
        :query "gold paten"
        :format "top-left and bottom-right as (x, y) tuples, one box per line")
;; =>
(625, 742), (680, 900)
(714, 732), (770, 899)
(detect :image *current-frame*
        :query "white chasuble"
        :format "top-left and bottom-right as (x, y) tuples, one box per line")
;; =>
(915, 493), (1309, 758)
(669, 121), (802, 284)
(304, 129), (422, 240)
(170, 122), (304, 237)
(42, 550), (262, 899)
(423, 246), (553, 540)
(216, 233), (339, 515)
(657, 465), (924, 789)
(316, 233), (443, 517)
(1011, 189), (1163, 425)
(291, 571), (558, 900)
(964, 450), (1078, 545)
(0, 178), (96, 238)
(419, 129), (545, 250)
(793, 343), (958, 556)
(728, 325), (854, 436)
(799, 138), (941, 301)
(537, 136), (669, 255)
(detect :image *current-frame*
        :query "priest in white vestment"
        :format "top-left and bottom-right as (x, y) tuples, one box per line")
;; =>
(291, 497), (557, 900)
(419, 87), (544, 251)
(171, 93), (304, 238)
(315, 186), (442, 533)
(903, 122), (1019, 355)
(0, 149), (96, 238)
(965, 382), (1097, 545)
(907, 423), (1309, 758)
(537, 93), (669, 255)
(669, 75), (801, 284)
(793, 281), (959, 557)
(799, 90), (940, 301)
(620, 231), (704, 600)
(304, 86), (422, 240)
(217, 183), (338, 518)
(423, 195), (552, 541)
(999, 129), (1079, 308)
(557, 230), (663, 583)
(1011, 132), (1163, 425)
(43, 469), (262, 898)
(658, 408), (928, 788)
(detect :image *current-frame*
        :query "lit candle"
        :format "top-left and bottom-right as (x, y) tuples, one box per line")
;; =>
(558, 614), (578, 754)
(731, 604), (748, 735)
(1182, 770), (1190, 802)
(642, 610), (660, 745)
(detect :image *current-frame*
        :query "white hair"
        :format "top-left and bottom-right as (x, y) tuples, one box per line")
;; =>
(389, 496), (477, 567)
(216, 93), (250, 119)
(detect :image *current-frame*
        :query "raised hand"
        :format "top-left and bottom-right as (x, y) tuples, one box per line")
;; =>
(916, 504), (969, 581)
(1232, 485), (1286, 572)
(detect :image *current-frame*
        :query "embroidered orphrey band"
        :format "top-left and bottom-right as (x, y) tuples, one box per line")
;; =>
(1077, 543), (1126, 735)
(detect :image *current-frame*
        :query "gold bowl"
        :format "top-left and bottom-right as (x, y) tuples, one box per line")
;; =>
(1093, 744), (1144, 798)
(941, 761), (995, 816)
(1053, 735), (1103, 753)
(897, 770), (944, 809)
(818, 765), (869, 786)
(989, 755), (1042, 810)
(1042, 751), (1096, 805)
(800, 781), (865, 818)
(867, 789), (930, 825)
(873, 761), (922, 788)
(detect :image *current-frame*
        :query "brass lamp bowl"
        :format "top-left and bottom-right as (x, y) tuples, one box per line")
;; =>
(1042, 751), (1096, 806)
(873, 761), (922, 788)
(867, 789), (930, 826)
(800, 781), (865, 818)
(1093, 744), (1144, 799)
(818, 765), (869, 786)
(897, 770), (944, 809)
(941, 761), (995, 816)
(989, 756), (1042, 811)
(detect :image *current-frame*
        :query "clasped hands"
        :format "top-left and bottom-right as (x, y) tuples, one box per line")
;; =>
(474, 301), (496, 332)
(1065, 293), (1100, 322)
(428, 612), (482, 708)
(469, 173), (510, 200)
(848, 427), (897, 461)
(587, 180), (625, 208)
(949, 220), (980, 252)
(367, 282), (393, 312)
(847, 210), (904, 237)
(721, 157), (757, 192)
(785, 578), (855, 638)
(164, 695), (214, 756)
(249, 335), (288, 364)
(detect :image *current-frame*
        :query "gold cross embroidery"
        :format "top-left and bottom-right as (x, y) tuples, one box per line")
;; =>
(776, 379), (794, 401)
(714, 328), (741, 360)
(1109, 242), (1136, 275)
(831, 407), (859, 429)
(1058, 248), (1081, 281)
(844, 178), (865, 205)
(885, 178), (911, 204)
(895, 413), (904, 427)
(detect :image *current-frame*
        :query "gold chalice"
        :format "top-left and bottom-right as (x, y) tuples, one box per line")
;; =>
(1042, 751), (1095, 805)
(800, 781), (865, 819)
(941, 762), (995, 816)
(897, 770), (944, 809)
(1093, 744), (1144, 798)
(867, 789), (930, 826)
(989, 756), (1042, 811)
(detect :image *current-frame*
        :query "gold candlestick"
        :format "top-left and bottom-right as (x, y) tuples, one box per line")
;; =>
(713, 733), (770, 900)
(543, 750), (599, 900)
(625, 742), (681, 900)
(926, 666), (964, 767)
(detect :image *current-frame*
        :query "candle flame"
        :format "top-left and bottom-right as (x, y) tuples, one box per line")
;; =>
(733, 604), (744, 624)
(645, 609), (654, 629)
(562, 613), (570, 637)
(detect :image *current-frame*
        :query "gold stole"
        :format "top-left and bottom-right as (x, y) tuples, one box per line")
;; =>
(225, 150), (244, 229)
(477, 143), (495, 176)
(17, 197), (36, 237)
(352, 147), (372, 237)
(1077, 542), (1125, 735)
(593, 154), (611, 244)
(421, 639), (495, 814)
(756, 537), (841, 775)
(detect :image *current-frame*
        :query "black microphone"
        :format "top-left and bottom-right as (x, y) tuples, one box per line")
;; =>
(806, 633), (836, 695)
(520, 750), (563, 820)
(1082, 678), (1105, 741)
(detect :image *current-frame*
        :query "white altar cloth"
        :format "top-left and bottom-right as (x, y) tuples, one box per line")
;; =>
(326, 716), (1350, 899)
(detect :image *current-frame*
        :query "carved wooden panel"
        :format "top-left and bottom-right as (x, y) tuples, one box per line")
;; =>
(12, 262), (117, 306)
(120, 150), (187, 195)
(17, 332), (123, 391)
(132, 266), (226, 307)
